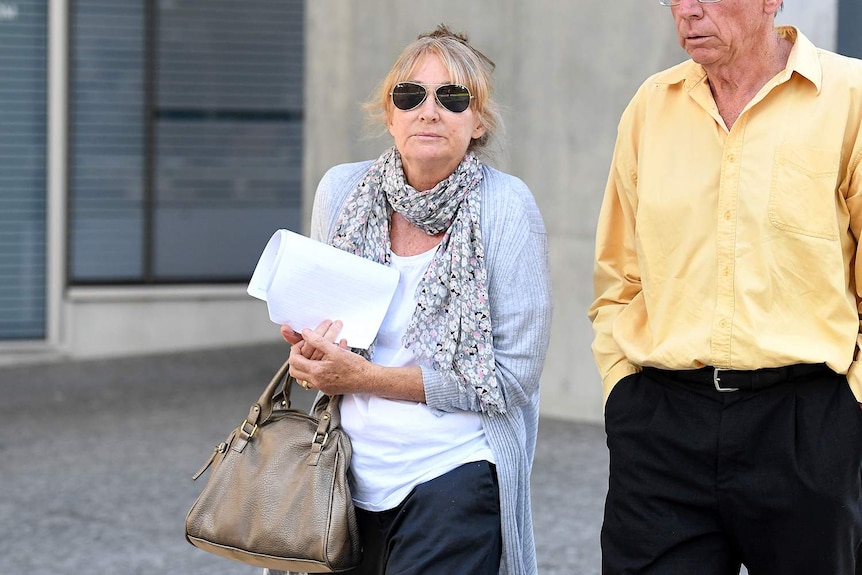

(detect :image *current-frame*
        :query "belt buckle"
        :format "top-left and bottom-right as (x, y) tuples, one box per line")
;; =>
(713, 368), (739, 392)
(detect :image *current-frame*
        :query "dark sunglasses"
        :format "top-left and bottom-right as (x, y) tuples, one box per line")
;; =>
(390, 82), (473, 113)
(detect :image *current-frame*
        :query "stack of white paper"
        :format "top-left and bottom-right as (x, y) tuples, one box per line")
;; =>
(247, 229), (400, 349)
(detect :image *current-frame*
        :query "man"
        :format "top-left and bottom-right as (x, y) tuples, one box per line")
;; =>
(588, 0), (862, 573)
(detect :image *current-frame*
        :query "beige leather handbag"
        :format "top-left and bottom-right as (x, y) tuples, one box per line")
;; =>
(185, 358), (361, 573)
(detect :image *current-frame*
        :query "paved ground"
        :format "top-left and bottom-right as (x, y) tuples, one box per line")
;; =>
(0, 343), (607, 575)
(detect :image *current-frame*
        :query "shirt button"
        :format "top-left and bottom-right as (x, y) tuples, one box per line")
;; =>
(719, 319), (728, 328)
(722, 267), (730, 277)
(727, 154), (735, 163)
(724, 211), (732, 220)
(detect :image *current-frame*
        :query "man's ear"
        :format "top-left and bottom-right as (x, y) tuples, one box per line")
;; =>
(764, 0), (784, 16)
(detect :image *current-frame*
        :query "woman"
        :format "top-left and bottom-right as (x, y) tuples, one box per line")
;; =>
(277, 25), (552, 575)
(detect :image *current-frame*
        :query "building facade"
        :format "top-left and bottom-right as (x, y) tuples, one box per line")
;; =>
(2, 0), (859, 421)
(2, 0), (303, 362)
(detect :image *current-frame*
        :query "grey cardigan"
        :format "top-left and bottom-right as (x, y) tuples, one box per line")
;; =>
(270, 160), (552, 575)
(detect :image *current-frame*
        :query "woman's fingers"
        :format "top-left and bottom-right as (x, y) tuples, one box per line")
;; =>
(288, 343), (310, 382)
(281, 319), (342, 350)
(314, 319), (343, 340)
(283, 319), (346, 363)
(307, 320), (343, 360)
(281, 324), (302, 345)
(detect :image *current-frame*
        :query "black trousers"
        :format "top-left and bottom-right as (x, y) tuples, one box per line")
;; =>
(344, 460), (502, 575)
(602, 367), (862, 575)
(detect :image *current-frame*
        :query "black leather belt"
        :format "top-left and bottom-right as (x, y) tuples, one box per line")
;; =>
(642, 363), (832, 392)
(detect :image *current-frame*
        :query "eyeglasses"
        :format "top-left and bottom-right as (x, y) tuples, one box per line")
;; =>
(659, 0), (722, 5)
(390, 82), (473, 113)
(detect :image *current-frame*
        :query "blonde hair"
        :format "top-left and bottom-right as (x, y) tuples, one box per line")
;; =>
(364, 24), (502, 156)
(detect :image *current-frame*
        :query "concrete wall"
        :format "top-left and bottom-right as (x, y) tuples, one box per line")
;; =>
(777, 1), (838, 51)
(62, 287), (275, 359)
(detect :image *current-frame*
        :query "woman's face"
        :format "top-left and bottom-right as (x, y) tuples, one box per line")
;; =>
(388, 53), (485, 191)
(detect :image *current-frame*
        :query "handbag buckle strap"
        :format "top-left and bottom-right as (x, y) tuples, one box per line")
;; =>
(309, 411), (332, 464)
(240, 419), (259, 439)
(312, 431), (329, 449)
(308, 430), (330, 466)
(312, 412), (332, 448)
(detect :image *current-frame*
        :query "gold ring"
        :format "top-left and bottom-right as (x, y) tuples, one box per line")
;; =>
(300, 380), (310, 389)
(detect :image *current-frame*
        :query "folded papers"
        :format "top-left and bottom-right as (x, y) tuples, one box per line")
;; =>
(247, 229), (399, 349)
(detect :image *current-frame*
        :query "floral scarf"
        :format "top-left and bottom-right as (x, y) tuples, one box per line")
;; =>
(330, 146), (501, 413)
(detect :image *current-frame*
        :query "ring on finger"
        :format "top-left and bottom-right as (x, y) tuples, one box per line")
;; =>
(300, 380), (310, 389)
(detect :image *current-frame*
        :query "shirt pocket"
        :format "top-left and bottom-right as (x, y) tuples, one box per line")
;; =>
(769, 145), (840, 240)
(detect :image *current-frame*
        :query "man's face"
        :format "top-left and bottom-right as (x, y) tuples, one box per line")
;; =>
(671, 0), (776, 69)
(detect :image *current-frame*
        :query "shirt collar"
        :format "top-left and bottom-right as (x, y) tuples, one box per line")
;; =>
(778, 26), (822, 93)
(651, 26), (822, 94)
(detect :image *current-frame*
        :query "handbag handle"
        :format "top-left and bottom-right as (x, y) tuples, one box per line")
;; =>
(238, 358), (342, 444)
(192, 359), (344, 479)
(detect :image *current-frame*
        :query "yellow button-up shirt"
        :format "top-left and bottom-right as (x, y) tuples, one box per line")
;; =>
(589, 27), (862, 403)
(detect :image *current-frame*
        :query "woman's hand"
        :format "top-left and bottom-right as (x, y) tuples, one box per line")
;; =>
(283, 319), (425, 401)
(281, 319), (345, 361)
(288, 326), (366, 395)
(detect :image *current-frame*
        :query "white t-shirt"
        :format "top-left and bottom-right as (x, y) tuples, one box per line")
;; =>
(340, 245), (494, 512)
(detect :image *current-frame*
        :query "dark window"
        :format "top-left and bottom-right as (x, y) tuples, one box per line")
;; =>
(838, 0), (862, 58)
(0, 0), (47, 340)
(70, 0), (303, 284)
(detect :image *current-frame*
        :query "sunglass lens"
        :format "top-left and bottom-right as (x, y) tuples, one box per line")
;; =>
(392, 83), (426, 111)
(436, 84), (471, 113)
